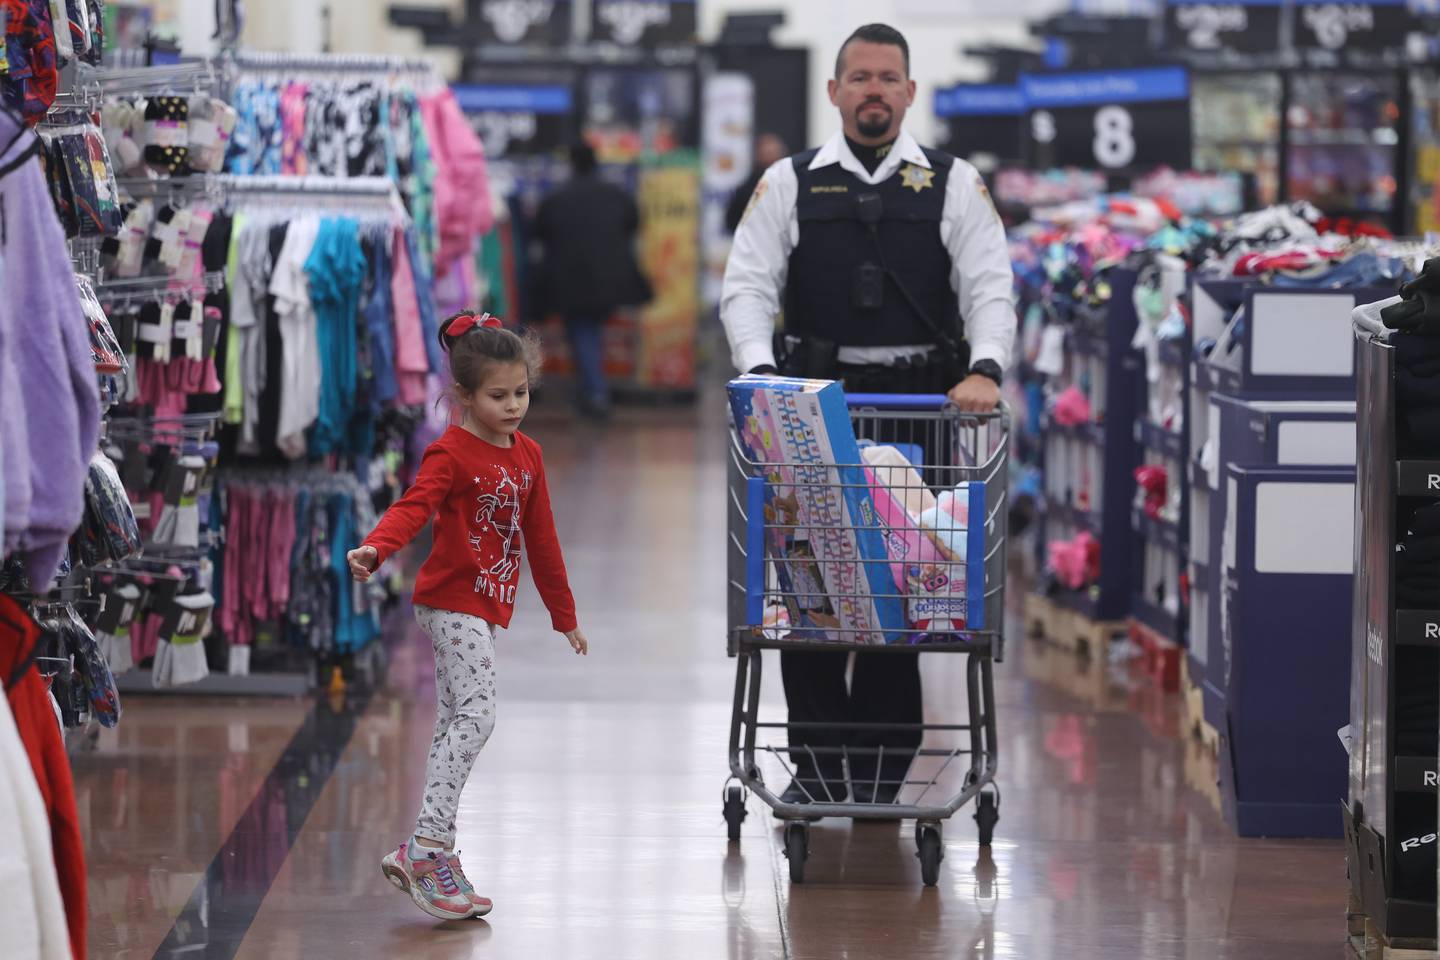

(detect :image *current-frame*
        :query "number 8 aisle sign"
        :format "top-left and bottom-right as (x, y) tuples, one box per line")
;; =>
(1022, 67), (1192, 172)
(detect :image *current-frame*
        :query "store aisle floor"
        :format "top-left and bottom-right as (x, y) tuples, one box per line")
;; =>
(78, 398), (1349, 960)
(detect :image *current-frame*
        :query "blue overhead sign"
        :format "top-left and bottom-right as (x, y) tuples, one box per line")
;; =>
(451, 84), (574, 114)
(934, 85), (1026, 118)
(1021, 67), (1191, 109)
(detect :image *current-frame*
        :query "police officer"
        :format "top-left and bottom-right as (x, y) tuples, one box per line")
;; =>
(721, 23), (1016, 809)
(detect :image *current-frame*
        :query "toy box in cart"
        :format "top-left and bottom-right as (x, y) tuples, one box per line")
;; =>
(727, 376), (987, 643)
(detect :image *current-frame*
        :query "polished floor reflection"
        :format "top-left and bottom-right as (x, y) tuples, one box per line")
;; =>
(75, 398), (1349, 959)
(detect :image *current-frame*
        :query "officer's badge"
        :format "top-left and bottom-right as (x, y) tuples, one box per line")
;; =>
(900, 163), (935, 193)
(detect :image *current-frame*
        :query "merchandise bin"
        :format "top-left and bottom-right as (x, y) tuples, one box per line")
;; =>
(1218, 462), (1354, 838)
(1194, 396), (1356, 732)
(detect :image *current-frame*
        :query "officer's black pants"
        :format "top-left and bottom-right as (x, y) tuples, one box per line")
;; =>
(772, 356), (963, 797)
(781, 648), (922, 795)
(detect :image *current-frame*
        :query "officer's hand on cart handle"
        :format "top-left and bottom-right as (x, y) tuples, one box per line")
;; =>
(565, 629), (589, 656)
(347, 546), (378, 582)
(948, 374), (1001, 414)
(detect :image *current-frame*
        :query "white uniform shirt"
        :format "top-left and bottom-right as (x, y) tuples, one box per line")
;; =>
(720, 128), (1017, 375)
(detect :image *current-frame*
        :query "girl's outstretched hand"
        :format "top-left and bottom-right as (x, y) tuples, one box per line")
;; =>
(565, 629), (588, 656)
(347, 546), (379, 582)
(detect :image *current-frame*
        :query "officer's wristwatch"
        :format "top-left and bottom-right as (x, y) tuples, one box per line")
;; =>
(968, 359), (1004, 387)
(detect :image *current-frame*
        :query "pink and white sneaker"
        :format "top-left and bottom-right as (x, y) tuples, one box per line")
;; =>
(445, 852), (493, 918)
(381, 841), (474, 921)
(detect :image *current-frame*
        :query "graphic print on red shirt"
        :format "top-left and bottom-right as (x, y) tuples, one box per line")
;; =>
(468, 465), (531, 604)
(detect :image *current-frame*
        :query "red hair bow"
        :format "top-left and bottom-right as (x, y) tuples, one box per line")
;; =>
(448, 313), (504, 336)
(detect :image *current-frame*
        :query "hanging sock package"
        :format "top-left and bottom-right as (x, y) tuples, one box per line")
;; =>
(71, 450), (142, 566)
(93, 579), (143, 676)
(76, 276), (127, 374)
(151, 454), (206, 549)
(151, 590), (214, 688)
(37, 116), (122, 238)
(186, 95), (238, 174)
(143, 96), (190, 174)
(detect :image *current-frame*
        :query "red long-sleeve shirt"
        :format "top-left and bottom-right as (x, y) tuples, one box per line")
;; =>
(363, 427), (577, 631)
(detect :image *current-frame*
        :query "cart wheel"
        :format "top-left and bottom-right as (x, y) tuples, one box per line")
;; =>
(974, 791), (1000, 847)
(916, 822), (944, 887)
(784, 822), (809, 883)
(723, 785), (747, 842)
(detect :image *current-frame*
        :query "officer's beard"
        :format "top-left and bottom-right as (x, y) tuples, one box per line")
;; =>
(855, 102), (894, 140)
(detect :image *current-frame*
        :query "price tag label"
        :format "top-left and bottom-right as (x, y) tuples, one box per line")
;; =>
(1022, 67), (1192, 172)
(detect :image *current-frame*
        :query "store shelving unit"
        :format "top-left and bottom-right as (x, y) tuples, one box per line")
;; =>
(1129, 332), (1189, 691)
(1347, 331), (1440, 947)
(1036, 268), (1142, 628)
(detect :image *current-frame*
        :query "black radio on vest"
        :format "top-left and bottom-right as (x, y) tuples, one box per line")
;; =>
(784, 146), (962, 351)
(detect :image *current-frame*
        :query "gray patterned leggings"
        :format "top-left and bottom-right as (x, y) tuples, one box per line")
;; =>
(413, 605), (498, 848)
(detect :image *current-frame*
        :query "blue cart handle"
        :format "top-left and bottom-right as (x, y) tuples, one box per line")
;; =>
(845, 393), (950, 410)
(846, 394), (1010, 416)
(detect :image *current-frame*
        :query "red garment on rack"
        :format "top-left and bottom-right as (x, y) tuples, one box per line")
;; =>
(0, 594), (85, 960)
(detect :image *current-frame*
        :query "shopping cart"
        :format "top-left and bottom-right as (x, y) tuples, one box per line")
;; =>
(723, 393), (1009, 885)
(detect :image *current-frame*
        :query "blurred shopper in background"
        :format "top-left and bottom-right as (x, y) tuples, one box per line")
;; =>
(533, 143), (652, 420)
(726, 133), (790, 234)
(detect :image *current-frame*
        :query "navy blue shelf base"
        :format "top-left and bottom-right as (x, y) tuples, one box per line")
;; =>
(1395, 610), (1440, 646)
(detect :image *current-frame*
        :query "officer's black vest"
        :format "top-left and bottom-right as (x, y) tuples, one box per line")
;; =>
(784, 146), (960, 347)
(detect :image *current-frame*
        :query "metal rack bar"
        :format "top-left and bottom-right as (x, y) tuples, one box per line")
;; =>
(75, 60), (223, 96)
(226, 49), (435, 74)
(115, 175), (225, 204)
(215, 174), (397, 197)
(92, 270), (225, 306)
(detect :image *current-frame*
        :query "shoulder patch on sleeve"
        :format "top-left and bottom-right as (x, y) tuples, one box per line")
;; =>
(740, 177), (769, 228)
(974, 173), (1001, 224)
